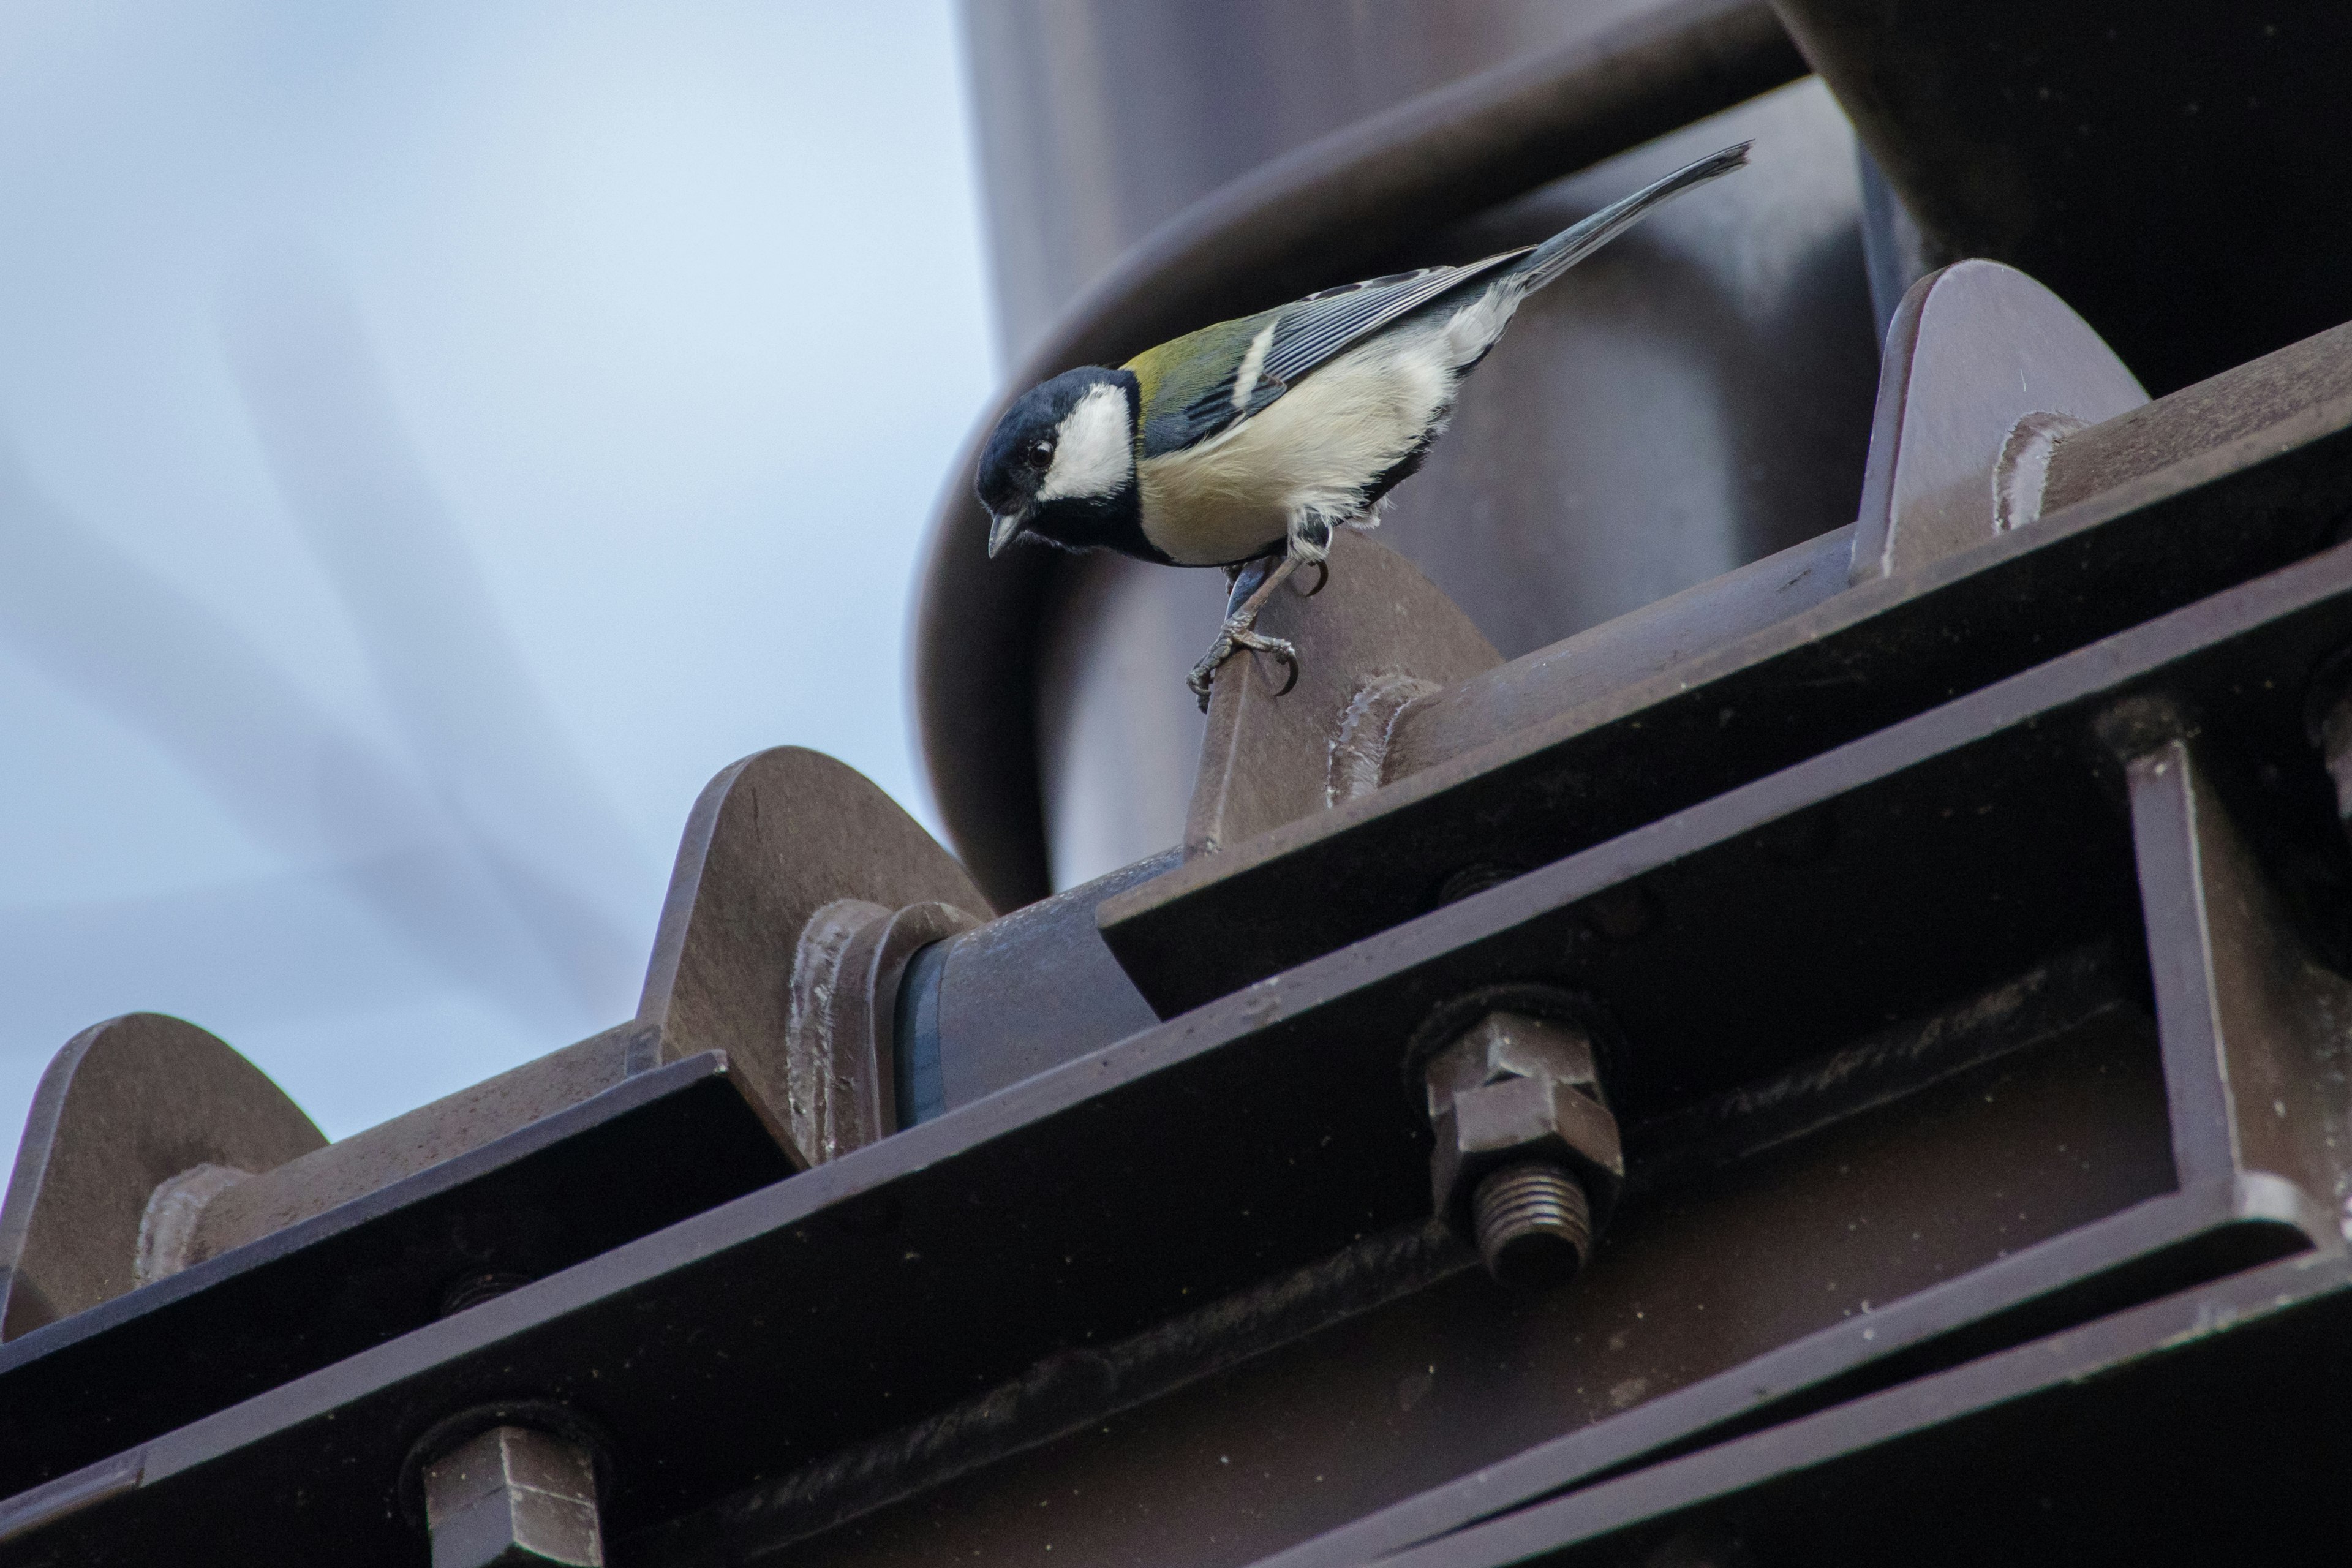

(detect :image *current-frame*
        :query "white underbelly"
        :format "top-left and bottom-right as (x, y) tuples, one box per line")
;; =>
(1136, 304), (1501, 565)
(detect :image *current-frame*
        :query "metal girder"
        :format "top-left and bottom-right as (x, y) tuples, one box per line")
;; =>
(1248, 664), (2352, 1568)
(12, 514), (2352, 1564)
(2, 12), (2342, 1562)
(730, 545), (2352, 1568)
(0, 1049), (785, 1511)
(1330, 1245), (2352, 1568)
(1100, 320), (2352, 1016)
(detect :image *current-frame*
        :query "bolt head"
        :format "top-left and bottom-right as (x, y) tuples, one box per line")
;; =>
(424, 1426), (603, 1568)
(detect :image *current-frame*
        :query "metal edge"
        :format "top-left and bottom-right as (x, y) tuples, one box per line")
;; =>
(0, 1048), (740, 1381)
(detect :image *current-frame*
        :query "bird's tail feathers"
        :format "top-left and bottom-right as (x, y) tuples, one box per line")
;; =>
(1514, 141), (1751, 296)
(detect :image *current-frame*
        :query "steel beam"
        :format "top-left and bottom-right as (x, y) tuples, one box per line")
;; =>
(13, 527), (2352, 1566)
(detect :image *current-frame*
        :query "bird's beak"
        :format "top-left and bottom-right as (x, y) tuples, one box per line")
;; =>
(986, 508), (1027, 559)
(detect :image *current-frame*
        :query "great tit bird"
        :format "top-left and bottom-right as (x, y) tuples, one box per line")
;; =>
(978, 141), (1750, 706)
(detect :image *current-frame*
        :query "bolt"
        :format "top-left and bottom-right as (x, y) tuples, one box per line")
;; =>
(423, 1425), (604, 1568)
(1472, 1160), (1594, 1287)
(1414, 995), (1624, 1291)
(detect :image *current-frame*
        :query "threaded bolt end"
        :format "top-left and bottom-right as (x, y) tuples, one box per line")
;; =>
(1472, 1161), (1593, 1288)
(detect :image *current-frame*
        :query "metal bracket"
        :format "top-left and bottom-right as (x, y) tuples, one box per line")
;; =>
(2113, 717), (2352, 1245)
(1187, 530), (1501, 858)
(638, 745), (990, 1166)
(1850, 258), (2147, 584)
(0, 742), (989, 1355)
(0, 1014), (324, 1340)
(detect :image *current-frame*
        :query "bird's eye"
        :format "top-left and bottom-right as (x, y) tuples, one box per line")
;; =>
(1025, 438), (1055, 469)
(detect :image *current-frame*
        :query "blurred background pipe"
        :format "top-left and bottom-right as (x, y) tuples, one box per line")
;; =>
(1772, 0), (2352, 398)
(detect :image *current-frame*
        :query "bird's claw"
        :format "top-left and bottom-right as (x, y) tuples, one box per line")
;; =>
(1188, 625), (1301, 710)
(1297, 560), (1329, 598)
(1186, 647), (1221, 708)
(1237, 628), (1302, 696)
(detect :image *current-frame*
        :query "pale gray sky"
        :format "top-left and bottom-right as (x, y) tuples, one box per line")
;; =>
(0, 2), (993, 1154)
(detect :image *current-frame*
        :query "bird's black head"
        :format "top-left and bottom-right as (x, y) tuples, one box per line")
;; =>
(976, 366), (1142, 559)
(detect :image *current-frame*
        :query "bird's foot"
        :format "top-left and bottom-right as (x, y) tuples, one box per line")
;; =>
(1188, 622), (1300, 710)
(1194, 549), (1310, 708)
(1224, 555), (1281, 618)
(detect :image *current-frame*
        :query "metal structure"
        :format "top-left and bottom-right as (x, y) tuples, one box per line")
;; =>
(6, 3), (2352, 1565)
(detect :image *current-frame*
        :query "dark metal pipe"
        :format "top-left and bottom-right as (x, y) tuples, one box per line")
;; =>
(915, 0), (1808, 910)
(1770, 0), (2352, 397)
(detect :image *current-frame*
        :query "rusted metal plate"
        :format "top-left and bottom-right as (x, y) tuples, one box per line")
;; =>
(0, 1050), (786, 1509)
(1100, 322), (2352, 1017)
(0, 745), (985, 1390)
(12, 538), (2352, 1565)
(2124, 734), (2352, 1232)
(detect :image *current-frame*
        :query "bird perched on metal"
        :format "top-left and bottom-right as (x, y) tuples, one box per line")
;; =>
(976, 141), (1751, 708)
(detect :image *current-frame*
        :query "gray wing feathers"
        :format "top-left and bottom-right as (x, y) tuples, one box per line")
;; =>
(1167, 260), (1524, 442)
(1516, 141), (1751, 295)
(1170, 141), (1750, 445)
(1257, 251), (1529, 388)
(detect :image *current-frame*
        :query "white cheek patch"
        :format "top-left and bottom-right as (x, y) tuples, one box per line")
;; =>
(1038, 382), (1134, 502)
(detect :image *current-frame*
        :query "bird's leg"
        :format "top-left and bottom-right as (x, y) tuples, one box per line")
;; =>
(1223, 554), (1284, 619)
(1188, 551), (1303, 709)
(1292, 516), (1334, 598)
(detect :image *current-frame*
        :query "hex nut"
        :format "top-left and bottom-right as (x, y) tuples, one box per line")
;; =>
(423, 1425), (604, 1568)
(1422, 1009), (1624, 1275)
